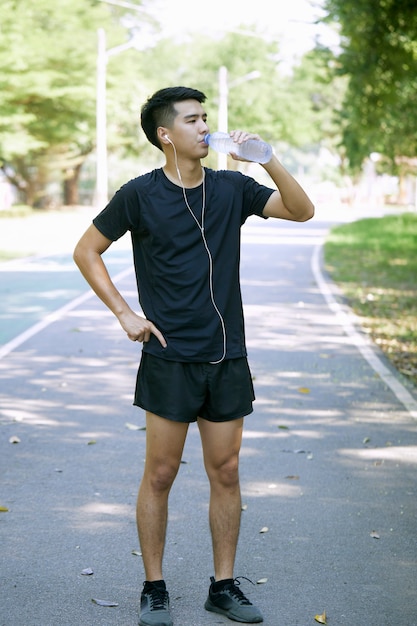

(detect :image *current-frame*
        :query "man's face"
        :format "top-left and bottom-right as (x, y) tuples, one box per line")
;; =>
(165, 99), (210, 158)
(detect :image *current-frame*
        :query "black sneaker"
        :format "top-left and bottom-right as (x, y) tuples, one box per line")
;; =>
(139, 580), (173, 626)
(204, 576), (263, 623)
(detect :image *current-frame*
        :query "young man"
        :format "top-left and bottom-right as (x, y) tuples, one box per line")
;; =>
(73, 86), (314, 626)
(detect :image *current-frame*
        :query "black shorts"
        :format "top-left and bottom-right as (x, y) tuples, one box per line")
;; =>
(134, 353), (255, 423)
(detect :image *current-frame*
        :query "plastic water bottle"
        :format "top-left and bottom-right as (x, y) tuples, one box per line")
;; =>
(204, 132), (273, 164)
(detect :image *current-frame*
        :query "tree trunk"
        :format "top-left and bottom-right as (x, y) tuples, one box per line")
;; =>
(63, 164), (82, 206)
(398, 173), (408, 204)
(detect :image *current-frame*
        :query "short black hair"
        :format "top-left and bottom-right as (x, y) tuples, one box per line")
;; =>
(140, 86), (207, 150)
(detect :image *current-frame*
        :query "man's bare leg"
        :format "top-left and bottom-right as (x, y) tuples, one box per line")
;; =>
(198, 417), (244, 581)
(136, 411), (189, 581)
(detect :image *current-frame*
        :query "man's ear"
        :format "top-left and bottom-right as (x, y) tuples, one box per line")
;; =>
(157, 127), (170, 145)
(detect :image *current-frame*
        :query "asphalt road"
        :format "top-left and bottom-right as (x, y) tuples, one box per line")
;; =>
(1, 207), (417, 625)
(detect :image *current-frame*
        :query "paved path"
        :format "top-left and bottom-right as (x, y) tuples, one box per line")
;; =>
(1, 208), (416, 625)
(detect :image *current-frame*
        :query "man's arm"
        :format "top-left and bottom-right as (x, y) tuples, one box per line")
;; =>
(261, 154), (315, 222)
(73, 224), (166, 346)
(229, 130), (314, 222)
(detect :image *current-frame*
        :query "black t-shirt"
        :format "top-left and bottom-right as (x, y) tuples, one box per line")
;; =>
(93, 167), (274, 362)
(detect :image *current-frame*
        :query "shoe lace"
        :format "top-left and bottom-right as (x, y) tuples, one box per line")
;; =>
(148, 587), (169, 611)
(226, 576), (255, 606)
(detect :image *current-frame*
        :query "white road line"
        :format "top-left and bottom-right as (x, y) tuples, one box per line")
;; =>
(312, 243), (417, 420)
(0, 267), (133, 360)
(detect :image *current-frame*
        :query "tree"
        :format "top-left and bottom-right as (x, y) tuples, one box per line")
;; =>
(322, 0), (417, 171)
(0, 0), (138, 206)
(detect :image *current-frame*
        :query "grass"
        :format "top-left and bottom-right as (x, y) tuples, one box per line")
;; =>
(0, 204), (34, 218)
(324, 211), (417, 387)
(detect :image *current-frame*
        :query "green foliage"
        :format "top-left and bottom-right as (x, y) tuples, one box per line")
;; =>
(285, 46), (347, 153)
(0, 0), (127, 204)
(322, 0), (417, 170)
(186, 32), (281, 141)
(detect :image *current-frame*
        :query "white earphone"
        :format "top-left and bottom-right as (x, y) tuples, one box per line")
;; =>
(160, 130), (226, 364)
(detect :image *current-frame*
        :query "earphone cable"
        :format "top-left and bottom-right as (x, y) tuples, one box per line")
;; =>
(171, 142), (226, 364)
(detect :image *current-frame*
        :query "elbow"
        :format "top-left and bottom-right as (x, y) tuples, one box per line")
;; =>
(299, 201), (315, 222)
(284, 197), (315, 222)
(73, 240), (90, 271)
(297, 200), (315, 222)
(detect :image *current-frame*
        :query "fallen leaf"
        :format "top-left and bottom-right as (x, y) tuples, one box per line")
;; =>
(87, 440), (97, 445)
(81, 568), (94, 576)
(131, 550), (142, 557)
(278, 425), (289, 430)
(315, 610), (327, 624)
(91, 598), (119, 607)
(285, 475), (300, 480)
(297, 387), (310, 394)
(0, 506), (9, 512)
(241, 504), (248, 511)
(9, 436), (20, 444)
(256, 578), (268, 584)
(370, 530), (380, 539)
(363, 437), (371, 444)
(125, 422), (141, 430)
(259, 527), (269, 533)
(282, 448), (305, 454)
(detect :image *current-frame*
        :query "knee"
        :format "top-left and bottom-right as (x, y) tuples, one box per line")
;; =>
(146, 461), (179, 493)
(208, 455), (240, 489)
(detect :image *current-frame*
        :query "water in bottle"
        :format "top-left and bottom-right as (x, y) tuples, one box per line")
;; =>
(204, 132), (273, 164)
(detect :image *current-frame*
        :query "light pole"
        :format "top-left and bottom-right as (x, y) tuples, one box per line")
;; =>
(94, 28), (108, 209)
(216, 66), (261, 170)
(94, 28), (143, 208)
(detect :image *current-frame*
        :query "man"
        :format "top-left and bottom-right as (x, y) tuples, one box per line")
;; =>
(73, 86), (314, 626)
